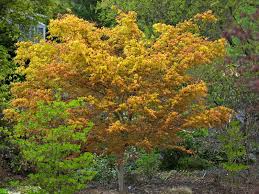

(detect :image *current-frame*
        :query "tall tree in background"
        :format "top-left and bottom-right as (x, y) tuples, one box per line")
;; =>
(223, 6), (259, 161)
(96, 0), (254, 37)
(189, 2), (258, 167)
(6, 11), (232, 193)
(0, 0), (70, 114)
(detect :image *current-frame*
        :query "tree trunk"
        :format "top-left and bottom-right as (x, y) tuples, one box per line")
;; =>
(117, 162), (126, 194)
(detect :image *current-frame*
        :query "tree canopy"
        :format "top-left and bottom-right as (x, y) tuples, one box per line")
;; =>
(7, 10), (232, 159)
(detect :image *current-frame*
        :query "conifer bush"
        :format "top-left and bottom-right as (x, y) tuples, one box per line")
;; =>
(219, 121), (248, 173)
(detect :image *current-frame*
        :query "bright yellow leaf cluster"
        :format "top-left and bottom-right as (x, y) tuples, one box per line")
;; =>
(194, 10), (218, 22)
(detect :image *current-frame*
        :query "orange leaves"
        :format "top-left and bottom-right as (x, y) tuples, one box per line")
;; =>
(172, 146), (193, 155)
(205, 106), (233, 127)
(111, 75), (126, 89)
(11, 98), (30, 108)
(163, 112), (180, 129)
(171, 82), (207, 112)
(194, 10), (218, 23)
(10, 11), (232, 159)
(176, 20), (199, 33)
(107, 121), (126, 133)
(3, 109), (19, 121)
(144, 107), (157, 119)
(183, 106), (233, 129)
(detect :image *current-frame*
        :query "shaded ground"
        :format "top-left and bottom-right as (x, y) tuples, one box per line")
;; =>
(1, 165), (258, 193)
(82, 169), (259, 194)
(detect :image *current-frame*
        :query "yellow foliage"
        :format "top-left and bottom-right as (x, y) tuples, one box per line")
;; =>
(8, 11), (232, 158)
(194, 10), (218, 22)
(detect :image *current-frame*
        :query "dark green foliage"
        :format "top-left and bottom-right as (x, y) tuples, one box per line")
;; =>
(0, 0), (70, 50)
(0, 46), (13, 111)
(177, 156), (212, 170)
(189, 63), (245, 109)
(14, 99), (96, 194)
(178, 128), (209, 150)
(135, 150), (161, 178)
(160, 129), (213, 171)
(0, 127), (25, 173)
(96, 0), (255, 38)
(160, 149), (185, 170)
(0, 46), (20, 173)
(71, 0), (99, 22)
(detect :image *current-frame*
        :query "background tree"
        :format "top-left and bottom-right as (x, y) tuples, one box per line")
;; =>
(0, 0), (72, 173)
(6, 11), (232, 193)
(223, 5), (259, 166)
(96, 0), (255, 37)
(194, 4), (259, 164)
(0, 0), (70, 53)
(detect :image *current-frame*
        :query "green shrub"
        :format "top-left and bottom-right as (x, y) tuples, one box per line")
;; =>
(218, 121), (248, 173)
(160, 128), (211, 170)
(177, 128), (209, 151)
(93, 155), (117, 184)
(14, 99), (96, 194)
(159, 149), (185, 170)
(0, 126), (29, 174)
(0, 188), (8, 194)
(135, 150), (161, 178)
(177, 156), (212, 170)
(93, 148), (161, 183)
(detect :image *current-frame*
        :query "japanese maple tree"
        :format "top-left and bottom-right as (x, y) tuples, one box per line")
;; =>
(6, 10), (232, 193)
